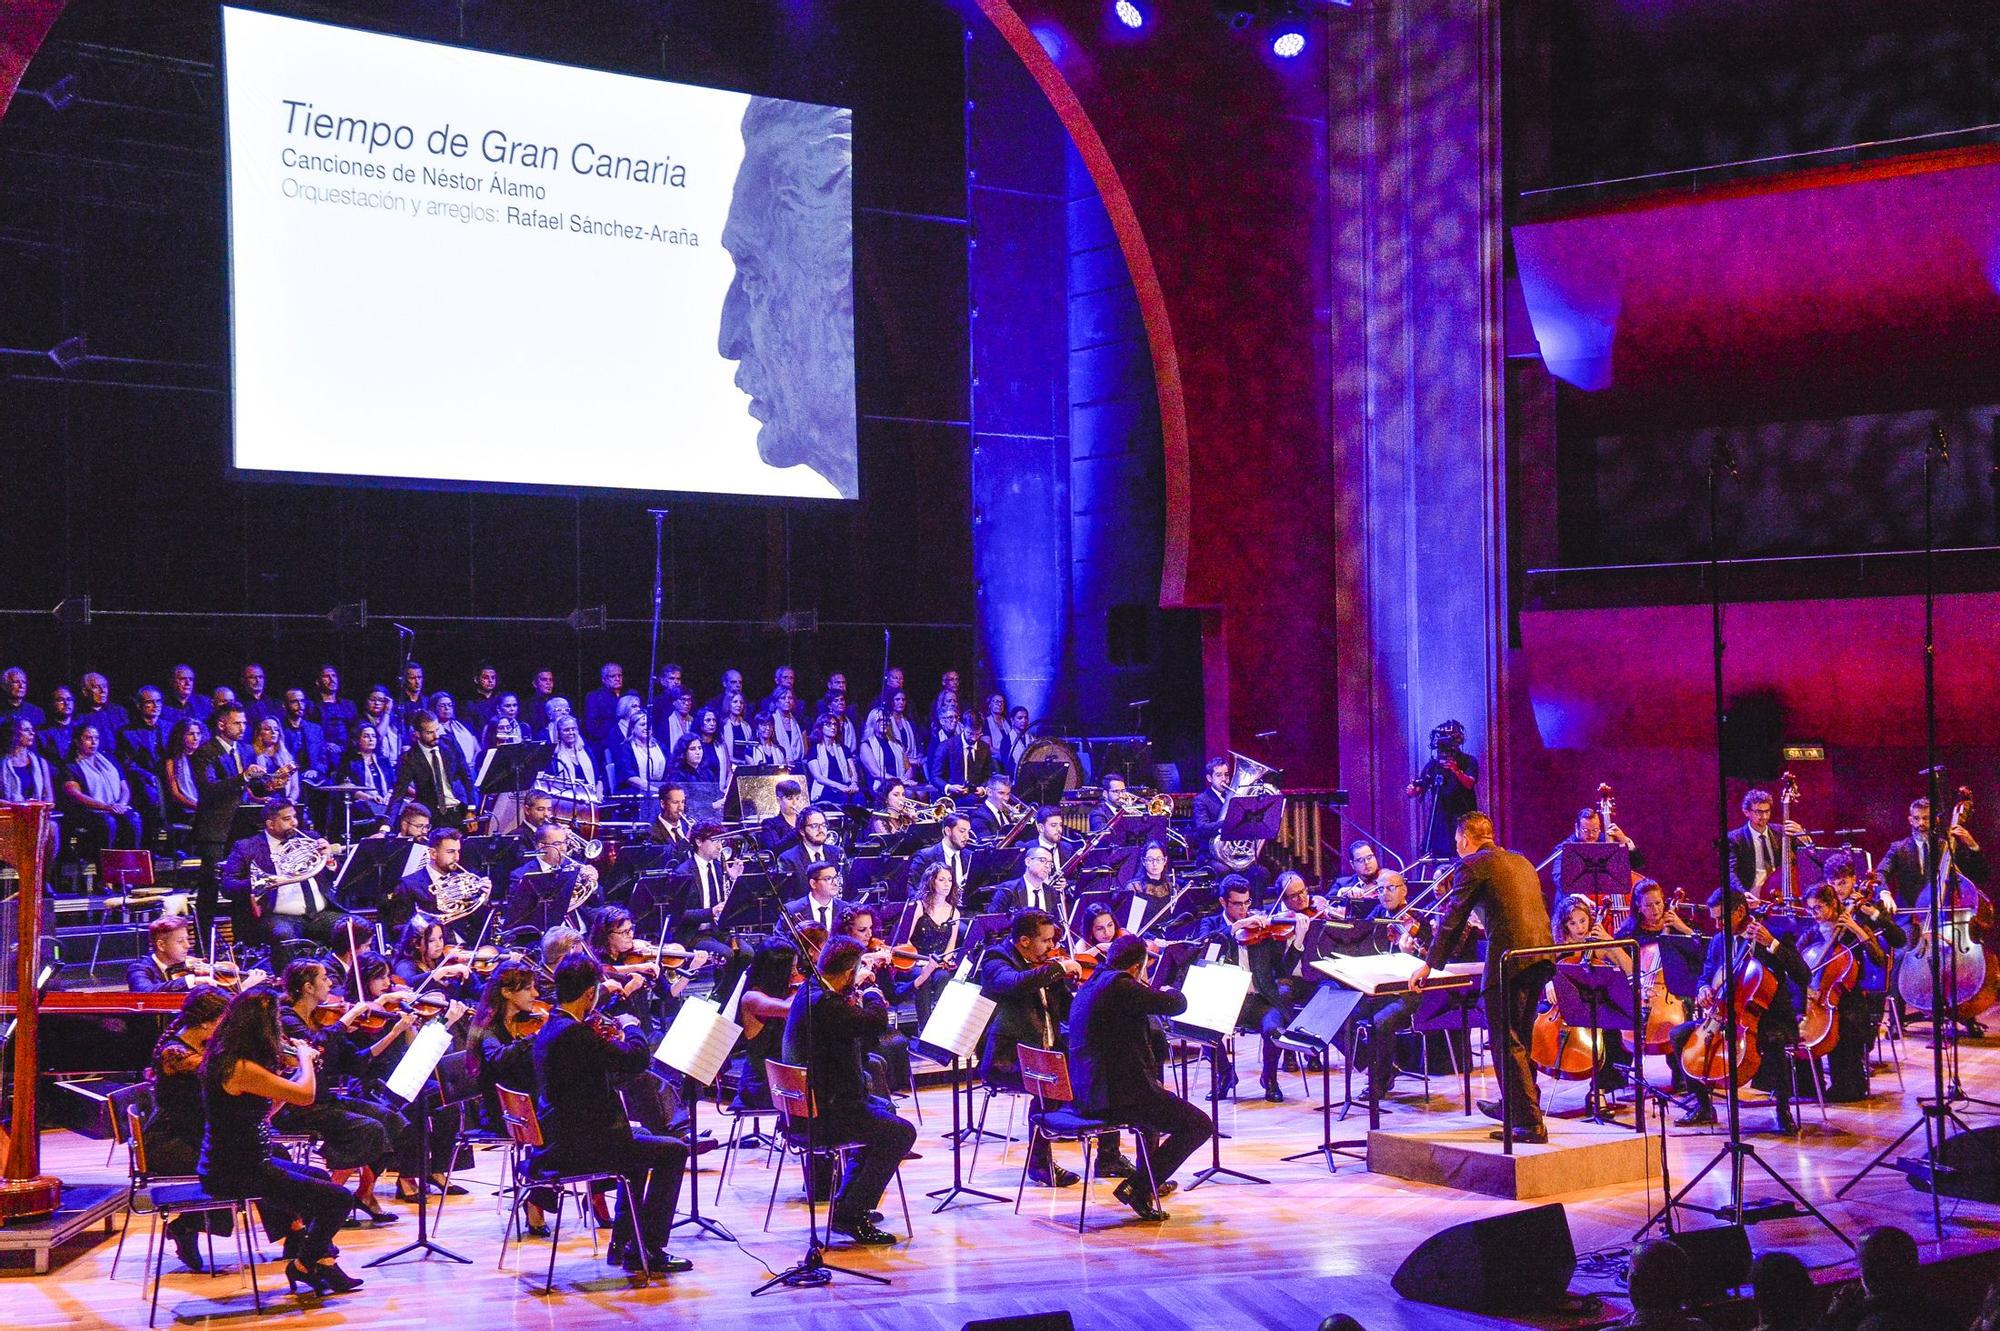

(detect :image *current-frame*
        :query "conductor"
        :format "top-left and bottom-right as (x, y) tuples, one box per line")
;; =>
(1411, 812), (1555, 1144)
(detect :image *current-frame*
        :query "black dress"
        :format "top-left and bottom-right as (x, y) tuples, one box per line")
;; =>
(200, 1056), (353, 1260)
(729, 1005), (786, 1111)
(146, 1036), (230, 1240)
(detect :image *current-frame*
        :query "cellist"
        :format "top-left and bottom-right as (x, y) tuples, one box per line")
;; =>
(1668, 889), (1810, 1134)
(1544, 894), (1631, 1092)
(1804, 853), (1903, 1102)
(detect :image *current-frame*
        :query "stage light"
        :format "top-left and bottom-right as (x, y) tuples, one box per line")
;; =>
(1271, 27), (1306, 57)
(1113, 0), (1145, 29)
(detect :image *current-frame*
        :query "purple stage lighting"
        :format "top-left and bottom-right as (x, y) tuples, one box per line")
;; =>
(1271, 28), (1306, 58)
(1113, 0), (1145, 30)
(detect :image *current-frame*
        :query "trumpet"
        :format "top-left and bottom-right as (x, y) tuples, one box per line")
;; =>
(564, 827), (604, 860)
(1109, 791), (1175, 817)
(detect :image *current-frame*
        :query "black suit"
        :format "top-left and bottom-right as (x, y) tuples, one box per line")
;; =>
(1190, 788), (1228, 849)
(126, 954), (190, 993)
(117, 720), (171, 823)
(220, 833), (340, 944)
(530, 1010), (686, 1254)
(394, 741), (472, 822)
(910, 841), (974, 906)
(758, 814), (802, 858)
(1726, 823), (1791, 900)
(1196, 917), (1291, 1090)
(279, 718), (329, 774)
(778, 841), (845, 899)
(666, 856), (735, 955)
(780, 981), (917, 1224)
(1879, 832), (1985, 907)
(1067, 968), (1211, 1202)
(965, 800), (1015, 841)
(382, 866), (442, 933)
(977, 943), (1115, 1171)
(1426, 844), (1557, 1126)
(786, 893), (844, 936)
(927, 733), (991, 792)
(988, 874), (1060, 918)
(191, 738), (260, 926)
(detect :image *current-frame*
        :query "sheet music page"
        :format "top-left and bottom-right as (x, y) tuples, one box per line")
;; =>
(718, 973), (748, 1024)
(1176, 962), (1252, 1038)
(1124, 894), (1147, 935)
(918, 979), (997, 1061)
(1311, 952), (1425, 994)
(383, 1020), (452, 1103)
(655, 996), (743, 1087)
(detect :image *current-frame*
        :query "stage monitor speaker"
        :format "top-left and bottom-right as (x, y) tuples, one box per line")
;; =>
(962, 1315), (1075, 1331)
(1391, 1202), (1575, 1311)
(1921, 1126), (2000, 1201)
(1669, 1225), (1753, 1301)
(1720, 695), (1783, 781)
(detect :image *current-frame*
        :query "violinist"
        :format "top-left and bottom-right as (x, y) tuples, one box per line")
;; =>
(1549, 893), (1631, 1091)
(273, 959), (405, 1225)
(905, 861), (961, 1028)
(391, 914), (475, 1002)
(1669, 889), (1810, 1134)
(127, 914), (258, 993)
(977, 908), (1136, 1187)
(592, 906), (703, 1032)
(1333, 840), (1403, 911)
(837, 905), (915, 1097)
(726, 941), (797, 1113)
(1197, 876), (1292, 1102)
(781, 936), (917, 1246)
(1075, 903), (1126, 973)
(1355, 873), (1432, 1107)
(1807, 856), (1904, 1101)
(341, 952), (473, 1205)
(465, 961), (550, 1234)
(529, 953), (692, 1276)
(1272, 870), (1331, 980)
(200, 989), (362, 1296)
(144, 988), (233, 1273)
(1068, 934), (1212, 1221)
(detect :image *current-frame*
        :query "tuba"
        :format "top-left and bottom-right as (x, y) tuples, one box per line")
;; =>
(1212, 751), (1280, 872)
(432, 868), (491, 924)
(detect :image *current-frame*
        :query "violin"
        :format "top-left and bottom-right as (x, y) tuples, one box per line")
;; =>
(510, 1001), (552, 1038)
(470, 945), (531, 976)
(308, 998), (351, 1032)
(586, 1010), (625, 1043)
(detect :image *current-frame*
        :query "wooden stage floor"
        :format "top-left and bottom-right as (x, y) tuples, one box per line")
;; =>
(8, 1037), (2000, 1331)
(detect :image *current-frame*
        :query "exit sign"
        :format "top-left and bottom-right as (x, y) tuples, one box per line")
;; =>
(1782, 743), (1827, 762)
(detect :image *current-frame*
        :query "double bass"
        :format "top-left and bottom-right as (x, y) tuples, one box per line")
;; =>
(1896, 787), (1998, 1021)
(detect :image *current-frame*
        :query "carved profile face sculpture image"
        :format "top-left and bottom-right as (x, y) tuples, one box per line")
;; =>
(718, 97), (857, 499)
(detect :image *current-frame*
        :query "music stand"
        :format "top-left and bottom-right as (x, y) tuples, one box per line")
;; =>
(717, 872), (779, 933)
(366, 1021), (467, 1267)
(843, 856), (905, 905)
(1172, 961), (1267, 1190)
(1551, 962), (1638, 1124)
(1012, 761), (1067, 809)
(326, 835), (414, 912)
(914, 977), (1007, 1212)
(502, 868), (572, 932)
(475, 741), (551, 798)
(1278, 985), (1367, 1172)
(627, 871), (678, 937)
(655, 995), (742, 1242)
(1216, 793), (1283, 852)
(1556, 842), (1631, 901)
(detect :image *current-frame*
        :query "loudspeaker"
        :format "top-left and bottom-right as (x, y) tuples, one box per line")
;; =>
(1391, 1202), (1576, 1311)
(962, 1315), (1075, 1331)
(1922, 1126), (2000, 1201)
(1669, 1225), (1753, 1300)
(1720, 695), (1783, 780)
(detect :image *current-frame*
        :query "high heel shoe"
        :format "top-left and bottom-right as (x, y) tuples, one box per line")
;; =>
(285, 1259), (364, 1296)
(352, 1196), (400, 1226)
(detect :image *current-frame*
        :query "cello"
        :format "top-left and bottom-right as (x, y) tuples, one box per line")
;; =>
(1678, 903), (1780, 1087)
(1532, 898), (1610, 1081)
(1797, 896), (1870, 1059)
(1896, 787), (1997, 1021)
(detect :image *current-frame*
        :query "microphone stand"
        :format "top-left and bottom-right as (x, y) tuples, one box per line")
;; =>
(752, 883), (889, 1294)
(645, 508), (669, 722)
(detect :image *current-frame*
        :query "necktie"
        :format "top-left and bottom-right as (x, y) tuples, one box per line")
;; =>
(817, 903), (829, 928)
(225, 746), (238, 777)
(429, 746), (447, 804)
(947, 852), (960, 887)
(702, 861), (715, 909)
(809, 847), (821, 864)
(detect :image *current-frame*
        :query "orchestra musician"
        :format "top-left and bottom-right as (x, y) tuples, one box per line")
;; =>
(668, 821), (743, 957)
(904, 862), (961, 1028)
(1088, 773), (1130, 833)
(780, 936), (916, 1246)
(1332, 840), (1405, 913)
(760, 778), (810, 857)
(1067, 933), (1213, 1221)
(1549, 892), (1632, 1091)
(836, 905), (915, 1097)
(787, 861), (846, 936)
(391, 914), (476, 1002)
(1410, 812), (1555, 1145)
(989, 845), (1062, 917)
(146, 988), (233, 1273)
(479, 693), (523, 751)
(1119, 839), (1175, 907)
(1807, 855), (1904, 1101)
(908, 812), (975, 906)
(1189, 757), (1232, 869)
(221, 796), (348, 946)
(272, 960), (407, 1226)
(1355, 872), (1435, 1106)
(379, 801), (434, 881)
(726, 940), (797, 1113)
(1197, 876), (1293, 1102)
(513, 790), (558, 854)
(976, 908), (1136, 1188)
(1668, 889), (1809, 1135)
(965, 771), (1021, 840)
(126, 914), (265, 993)
(1878, 795), (1985, 908)
(1028, 805), (1078, 863)
(647, 780), (695, 860)
(386, 826), (486, 933)
(511, 822), (597, 924)
(777, 807), (845, 897)
(200, 989), (363, 1296)
(529, 952), (693, 1275)
(1727, 787), (1808, 902)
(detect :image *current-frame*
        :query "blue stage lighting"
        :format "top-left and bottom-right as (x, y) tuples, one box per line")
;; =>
(1271, 28), (1306, 58)
(1113, 0), (1145, 31)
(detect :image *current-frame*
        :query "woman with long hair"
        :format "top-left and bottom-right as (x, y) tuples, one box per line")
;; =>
(145, 988), (233, 1272)
(200, 989), (362, 1295)
(729, 940), (798, 1112)
(391, 914), (474, 999)
(906, 862), (960, 1028)
(162, 718), (205, 841)
(464, 960), (552, 1232)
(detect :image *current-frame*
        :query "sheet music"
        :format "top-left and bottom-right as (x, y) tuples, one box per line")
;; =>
(655, 996), (742, 1088)
(383, 1020), (452, 1103)
(918, 979), (996, 1061)
(717, 973), (748, 1024)
(1124, 894), (1147, 935)
(1311, 953), (1480, 996)
(1175, 962), (1252, 1039)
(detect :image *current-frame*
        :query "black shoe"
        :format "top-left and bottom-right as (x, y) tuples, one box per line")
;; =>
(1476, 1098), (1504, 1122)
(1261, 1081), (1285, 1103)
(1677, 1107), (1717, 1127)
(1773, 1113), (1799, 1136)
(646, 1249), (692, 1275)
(1095, 1153), (1138, 1179)
(352, 1197), (399, 1226)
(1596, 1067), (1629, 1092)
(1489, 1124), (1548, 1145)
(1028, 1165), (1080, 1188)
(828, 1216), (898, 1246)
(1213, 1069), (1239, 1100)
(1111, 1179), (1170, 1221)
(171, 1227), (205, 1273)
